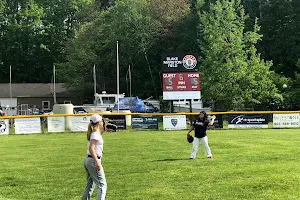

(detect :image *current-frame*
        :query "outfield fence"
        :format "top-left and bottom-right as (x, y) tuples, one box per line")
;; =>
(0, 111), (300, 135)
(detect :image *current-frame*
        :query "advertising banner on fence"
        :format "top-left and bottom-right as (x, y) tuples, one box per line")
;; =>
(71, 116), (90, 132)
(48, 117), (65, 132)
(103, 115), (126, 130)
(15, 118), (41, 134)
(228, 115), (268, 128)
(163, 115), (187, 130)
(132, 116), (158, 130)
(0, 119), (9, 135)
(273, 114), (300, 128)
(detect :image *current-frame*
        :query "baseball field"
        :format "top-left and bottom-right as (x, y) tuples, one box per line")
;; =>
(1, 129), (300, 200)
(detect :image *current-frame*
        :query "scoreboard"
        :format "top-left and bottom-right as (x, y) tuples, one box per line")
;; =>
(162, 72), (200, 100)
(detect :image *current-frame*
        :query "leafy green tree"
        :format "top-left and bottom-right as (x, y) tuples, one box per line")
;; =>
(259, 0), (299, 77)
(198, 0), (282, 110)
(0, 0), (45, 82)
(59, 0), (192, 99)
(242, 0), (300, 78)
(281, 71), (300, 110)
(0, 0), (90, 83)
(95, 0), (115, 9)
(148, 0), (198, 53)
(0, 0), (3, 12)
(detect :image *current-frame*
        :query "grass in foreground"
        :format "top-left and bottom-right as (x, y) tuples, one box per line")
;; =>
(0, 129), (300, 200)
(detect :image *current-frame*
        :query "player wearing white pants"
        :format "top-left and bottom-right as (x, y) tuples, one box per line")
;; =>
(82, 114), (107, 200)
(190, 136), (212, 159)
(187, 111), (215, 159)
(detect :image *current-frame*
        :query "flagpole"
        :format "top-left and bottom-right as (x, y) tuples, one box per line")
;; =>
(129, 65), (132, 97)
(53, 65), (57, 104)
(93, 64), (96, 96)
(9, 65), (12, 115)
(117, 41), (120, 113)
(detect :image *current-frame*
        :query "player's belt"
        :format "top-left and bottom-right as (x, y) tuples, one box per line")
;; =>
(87, 155), (101, 159)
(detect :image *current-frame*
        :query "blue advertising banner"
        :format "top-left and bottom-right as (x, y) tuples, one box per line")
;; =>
(132, 116), (158, 130)
(228, 115), (268, 128)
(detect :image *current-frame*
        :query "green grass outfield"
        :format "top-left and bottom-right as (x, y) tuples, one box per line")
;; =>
(1, 129), (300, 200)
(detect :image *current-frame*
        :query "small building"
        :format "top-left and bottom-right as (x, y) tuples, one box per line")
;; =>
(0, 83), (80, 115)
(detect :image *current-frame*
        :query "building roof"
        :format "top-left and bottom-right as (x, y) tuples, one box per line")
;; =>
(0, 83), (69, 98)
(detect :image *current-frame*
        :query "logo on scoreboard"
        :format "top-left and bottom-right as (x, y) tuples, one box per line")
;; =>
(183, 55), (197, 70)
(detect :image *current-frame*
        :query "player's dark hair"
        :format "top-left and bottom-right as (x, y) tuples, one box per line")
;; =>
(199, 111), (208, 121)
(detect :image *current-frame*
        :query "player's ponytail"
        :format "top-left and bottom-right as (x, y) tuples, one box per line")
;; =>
(87, 121), (101, 140)
(87, 121), (93, 140)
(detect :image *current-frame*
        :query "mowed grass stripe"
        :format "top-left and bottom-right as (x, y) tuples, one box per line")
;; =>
(0, 129), (300, 200)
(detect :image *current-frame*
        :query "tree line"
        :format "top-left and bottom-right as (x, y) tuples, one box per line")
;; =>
(0, 0), (299, 110)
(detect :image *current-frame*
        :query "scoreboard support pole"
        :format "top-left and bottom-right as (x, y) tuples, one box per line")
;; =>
(170, 100), (174, 113)
(189, 99), (192, 122)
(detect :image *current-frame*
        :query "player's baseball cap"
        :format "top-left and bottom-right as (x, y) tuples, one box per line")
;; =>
(90, 114), (102, 124)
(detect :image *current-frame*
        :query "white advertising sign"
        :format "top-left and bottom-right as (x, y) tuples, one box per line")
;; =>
(273, 114), (300, 128)
(15, 118), (41, 134)
(47, 117), (65, 132)
(163, 91), (201, 100)
(71, 116), (90, 132)
(228, 124), (269, 129)
(0, 119), (9, 135)
(163, 115), (187, 130)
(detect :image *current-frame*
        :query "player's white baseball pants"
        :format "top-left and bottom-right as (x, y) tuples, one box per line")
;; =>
(190, 136), (212, 159)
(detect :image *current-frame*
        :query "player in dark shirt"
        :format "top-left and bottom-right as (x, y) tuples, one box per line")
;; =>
(187, 111), (216, 159)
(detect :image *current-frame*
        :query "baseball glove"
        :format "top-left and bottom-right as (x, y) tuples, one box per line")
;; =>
(187, 134), (194, 143)
(103, 118), (117, 132)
